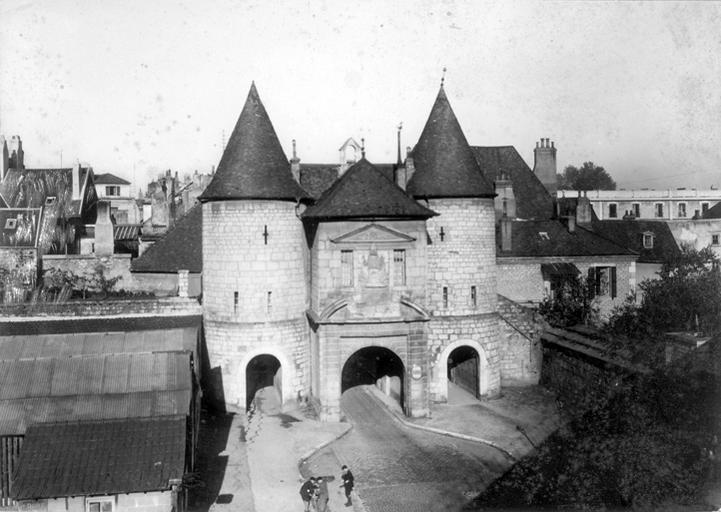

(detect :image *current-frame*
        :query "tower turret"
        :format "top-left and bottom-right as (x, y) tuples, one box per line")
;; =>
(199, 83), (311, 411)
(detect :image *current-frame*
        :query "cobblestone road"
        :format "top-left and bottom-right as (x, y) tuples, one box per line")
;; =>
(305, 386), (510, 512)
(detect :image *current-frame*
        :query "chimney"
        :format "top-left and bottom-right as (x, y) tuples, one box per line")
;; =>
(500, 215), (513, 252)
(290, 139), (301, 184)
(403, 147), (415, 189)
(576, 191), (593, 225)
(94, 200), (114, 256)
(72, 161), (81, 200)
(533, 137), (557, 196)
(494, 172), (516, 221)
(1, 136), (8, 181)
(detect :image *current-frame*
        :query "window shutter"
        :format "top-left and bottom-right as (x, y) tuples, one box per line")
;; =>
(610, 267), (617, 298)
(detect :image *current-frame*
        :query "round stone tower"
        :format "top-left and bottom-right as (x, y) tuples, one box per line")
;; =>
(406, 85), (501, 402)
(198, 83), (311, 411)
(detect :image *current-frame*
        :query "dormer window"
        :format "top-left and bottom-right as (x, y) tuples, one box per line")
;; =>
(45, 196), (57, 206)
(539, 232), (550, 241)
(4, 218), (17, 230)
(642, 232), (655, 249)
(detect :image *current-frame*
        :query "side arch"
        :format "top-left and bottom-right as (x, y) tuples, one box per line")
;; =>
(239, 346), (296, 411)
(436, 339), (490, 402)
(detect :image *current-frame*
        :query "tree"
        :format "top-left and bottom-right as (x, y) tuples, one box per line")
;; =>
(537, 274), (598, 328)
(557, 161), (617, 191)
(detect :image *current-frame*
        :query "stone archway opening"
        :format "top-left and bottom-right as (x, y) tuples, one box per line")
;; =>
(447, 345), (479, 399)
(246, 354), (281, 410)
(342, 346), (405, 410)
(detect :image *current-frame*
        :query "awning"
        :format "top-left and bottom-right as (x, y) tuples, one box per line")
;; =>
(541, 262), (580, 277)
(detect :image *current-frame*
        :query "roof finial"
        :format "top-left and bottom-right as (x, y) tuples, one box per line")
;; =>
(396, 122), (403, 165)
(361, 138), (366, 159)
(441, 67), (447, 88)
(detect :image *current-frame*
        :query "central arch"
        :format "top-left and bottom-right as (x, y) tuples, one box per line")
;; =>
(341, 346), (405, 409)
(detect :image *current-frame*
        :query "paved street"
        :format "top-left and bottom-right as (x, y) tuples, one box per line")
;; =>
(304, 386), (510, 512)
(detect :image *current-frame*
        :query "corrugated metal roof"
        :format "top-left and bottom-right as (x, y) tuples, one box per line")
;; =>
(0, 327), (198, 361)
(12, 415), (186, 500)
(114, 223), (141, 241)
(0, 352), (192, 435)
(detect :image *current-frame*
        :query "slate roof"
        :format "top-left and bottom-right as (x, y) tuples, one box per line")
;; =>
(0, 208), (42, 247)
(94, 172), (131, 186)
(199, 83), (310, 202)
(0, 351), (192, 435)
(406, 87), (494, 198)
(132, 204), (202, 273)
(497, 220), (637, 258)
(299, 163), (396, 200)
(302, 159), (436, 220)
(703, 201), (721, 219)
(471, 146), (555, 220)
(12, 415), (186, 499)
(589, 219), (680, 263)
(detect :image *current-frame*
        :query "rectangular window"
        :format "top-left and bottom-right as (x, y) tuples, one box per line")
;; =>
(105, 186), (120, 196)
(86, 498), (113, 512)
(632, 203), (640, 218)
(341, 250), (354, 287)
(713, 234), (720, 246)
(608, 203), (618, 218)
(678, 203), (687, 218)
(3, 218), (16, 230)
(643, 233), (654, 249)
(588, 266), (617, 298)
(471, 286), (477, 307)
(442, 286), (448, 308)
(702, 202), (710, 214)
(655, 203), (664, 218)
(393, 249), (406, 286)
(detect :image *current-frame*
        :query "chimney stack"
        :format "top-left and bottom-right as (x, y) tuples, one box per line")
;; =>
(72, 161), (81, 200)
(576, 191), (593, 225)
(494, 172), (516, 220)
(94, 200), (114, 256)
(290, 139), (301, 184)
(500, 215), (513, 252)
(1, 136), (8, 182)
(533, 137), (557, 196)
(396, 146), (415, 191)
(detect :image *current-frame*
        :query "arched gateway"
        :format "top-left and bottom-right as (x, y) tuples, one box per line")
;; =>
(342, 346), (405, 410)
(245, 354), (282, 410)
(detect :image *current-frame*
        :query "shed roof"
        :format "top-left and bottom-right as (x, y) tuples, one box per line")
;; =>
(406, 87), (494, 199)
(302, 159), (436, 220)
(131, 204), (202, 273)
(12, 415), (186, 500)
(199, 83), (310, 202)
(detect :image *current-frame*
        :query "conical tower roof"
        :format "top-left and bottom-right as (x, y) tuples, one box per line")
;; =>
(302, 158), (436, 220)
(199, 83), (310, 202)
(406, 87), (494, 198)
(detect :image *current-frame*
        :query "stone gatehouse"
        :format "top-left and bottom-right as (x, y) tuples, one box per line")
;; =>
(199, 82), (533, 421)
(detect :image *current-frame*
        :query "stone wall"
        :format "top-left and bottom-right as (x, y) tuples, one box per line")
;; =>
(497, 295), (544, 386)
(0, 248), (37, 303)
(427, 313), (501, 402)
(43, 253), (133, 290)
(0, 297), (202, 318)
(425, 198), (497, 316)
(13, 490), (172, 512)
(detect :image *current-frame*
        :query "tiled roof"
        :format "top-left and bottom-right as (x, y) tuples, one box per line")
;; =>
(471, 146), (555, 220)
(302, 159), (436, 220)
(131, 204), (201, 273)
(0, 193), (7, 208)
(299, 164), (339, 199)
(94, 172), (131, 185)
(199, 83), (310, 202)
(12, 415), (186, 499)
(497, 220), (637, 258)
(0, 351), (192, 435)
(589, 219), (680, 263)
(703, 201), (721, 219)
(0, 208), (42, 247)
(407, 87), (494, 198)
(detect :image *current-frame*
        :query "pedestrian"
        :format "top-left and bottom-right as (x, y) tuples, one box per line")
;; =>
(315, 476), (329, 512)
(339, 465), (354, 507)
(300, 476), (316, 512)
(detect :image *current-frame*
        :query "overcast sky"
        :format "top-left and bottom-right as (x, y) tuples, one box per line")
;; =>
(2, 0), (721, 191)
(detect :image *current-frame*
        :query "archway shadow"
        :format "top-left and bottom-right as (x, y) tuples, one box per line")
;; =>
(342, 346), (406, 413)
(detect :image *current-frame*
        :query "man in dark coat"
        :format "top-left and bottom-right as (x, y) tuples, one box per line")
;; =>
(315, 476), (329, 512)
(339, 465), (354, 507)
(300, 477), (316, 511)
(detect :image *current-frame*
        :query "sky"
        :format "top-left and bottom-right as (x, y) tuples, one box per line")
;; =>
(1, 0), (721, 192)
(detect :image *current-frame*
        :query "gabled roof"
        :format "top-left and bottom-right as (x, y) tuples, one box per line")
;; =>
(407, 87), (494, 199)
(12, 415), (186, 500)
(589, 219), (680, 263)
(199, 83), (310, 202)
(0, 208), (42, 247)
(302, 158), (436, 220)
(471, 146), (555, 220)
(132, 204), (202, 273)
(94, 172), (131, 185)
(497, 220), (637, 258)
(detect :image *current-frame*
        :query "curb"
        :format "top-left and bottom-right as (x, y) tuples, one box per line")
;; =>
(362, 386), (518, 462)
(297, 422), (354, 471)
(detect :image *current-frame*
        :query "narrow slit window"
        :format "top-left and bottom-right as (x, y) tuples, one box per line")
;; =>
(267, 291), (272, 314)
(393, 249), (406, 286)
(442, 286), (448, 309)
(233, 291), (239, 314)
(341, 250), (354, 287)
(471, 286), (477, 307)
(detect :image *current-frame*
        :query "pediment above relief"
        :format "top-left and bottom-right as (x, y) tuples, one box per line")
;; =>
(331, 223), (415, 244)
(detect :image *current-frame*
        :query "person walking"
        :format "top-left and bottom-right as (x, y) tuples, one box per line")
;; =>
(339, 465), (354, 507)
(300, 477), (316, 512)
(315, 476), (329, 512)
